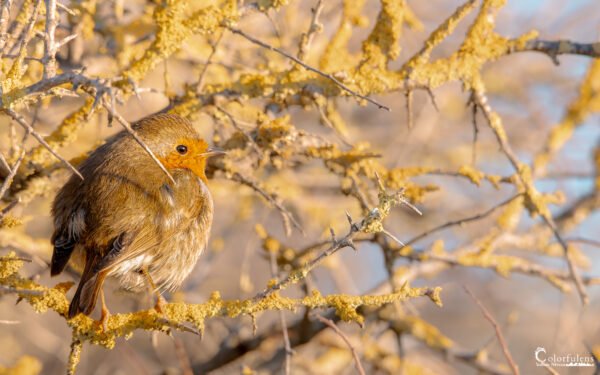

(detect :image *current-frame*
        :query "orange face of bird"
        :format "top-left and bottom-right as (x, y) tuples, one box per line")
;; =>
(159, 138), (224, 182)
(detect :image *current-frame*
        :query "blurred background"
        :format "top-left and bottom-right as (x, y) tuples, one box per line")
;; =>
(0, 0), (599, 374)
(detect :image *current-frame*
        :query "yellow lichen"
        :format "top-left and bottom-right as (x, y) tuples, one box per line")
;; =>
(391, 315), (453, 350)
(534, 59), (600, 174)
(496, 195), (523, 231)
(25, 98), (95, 172)
(0, 253), (440, 349)
(0, 252), (24, 278)
(0, 355), (42, 375)
(458, 164), (485, 186)
(319, 0), (367, 72)
(0, 215), (23, 229)
(120, 0), (237, 85)
(361, 0), (405, 68)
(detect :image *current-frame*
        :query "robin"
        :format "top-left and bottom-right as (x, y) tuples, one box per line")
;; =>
(50, 113), (223, 328)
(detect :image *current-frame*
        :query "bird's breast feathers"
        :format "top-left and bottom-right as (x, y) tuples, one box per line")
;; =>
(109, 174), (214, 291)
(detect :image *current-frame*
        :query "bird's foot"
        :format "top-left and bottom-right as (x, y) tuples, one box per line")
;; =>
(154, 294), (167, 317)
(99, 305), (111, 332)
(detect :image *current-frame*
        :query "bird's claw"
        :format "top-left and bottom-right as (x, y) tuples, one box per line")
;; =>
(99, 306), (110, 332)
(154, 294), (167, 317)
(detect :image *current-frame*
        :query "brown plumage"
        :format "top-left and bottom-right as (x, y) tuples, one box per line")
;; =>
(50, 113), (222, 324)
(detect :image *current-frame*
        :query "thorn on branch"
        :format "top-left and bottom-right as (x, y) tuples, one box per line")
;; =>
(510, 39), (600, 63)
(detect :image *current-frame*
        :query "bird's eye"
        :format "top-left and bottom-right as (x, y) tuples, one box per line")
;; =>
(176, 145), (188, 155)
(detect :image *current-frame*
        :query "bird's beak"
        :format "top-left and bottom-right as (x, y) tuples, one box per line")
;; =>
(200, 146), (226, 158)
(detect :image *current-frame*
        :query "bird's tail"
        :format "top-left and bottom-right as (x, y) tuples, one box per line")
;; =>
(68, 254), (107, 319)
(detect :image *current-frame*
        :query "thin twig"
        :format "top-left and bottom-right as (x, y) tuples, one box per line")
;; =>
(227, 26), (390, 111)
(541, 214), (589, 305)
(253, 208), (380, 300)
(463, 286), (519, 375)
(101, 98), (176, 184)
(0, 199), (19, 220)
(399, 194), (522, 250)
(468, 92), (479, 165)
(3, 109), (84, 180)
(405, 88), (413, 128)
(313, 313), (366, 375)
(472, 89), (589, 305)
(510, 39), (600, 64)
(56, 1), (76, 16)
(398, 247), (600, 289)
(269, 251), (293, 375)
(196, 30), (224, 93)
(214, 106), (261, 154)
(55, 32), (78, 49)
(231, 172), (303, 236)
(0, 150), (10, 171)
(0, 319), (20, 324)
(314, 100), (353, 147)
(381, 227), (405, 247)
(566, 237), (600, 248)
(297, 0), (324, 61)
(0, 140), (28, 200)
(0, 285), (44, 295)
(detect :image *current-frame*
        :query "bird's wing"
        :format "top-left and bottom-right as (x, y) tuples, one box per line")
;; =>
(102, 226), (161, 269)
(50, 207), (86, 276)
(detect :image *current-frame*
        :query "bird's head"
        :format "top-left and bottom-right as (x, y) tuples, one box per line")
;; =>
(132, 113), (224, 182)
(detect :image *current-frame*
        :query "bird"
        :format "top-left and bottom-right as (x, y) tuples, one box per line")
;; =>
(50, 113), (223, 328)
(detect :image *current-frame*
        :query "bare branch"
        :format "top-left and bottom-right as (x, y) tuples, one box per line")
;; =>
(196, 30), (224, 94)
(0, 133), (28, 200)
(2, 109), (84, 180)
(399, 194), (522, 250)
(56, 1), (76, 16)
(312, 313), (366, 375)
(566, 237), (600, 248)
(510, 39), (600, 64)
(253, 204), (395, 300)
(269, 250), (293, 375)
(472, 89), (589, 305)
(230, 171), (303, 236)
(214, 106), (261, 155)
(464, 286), (519, 375)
